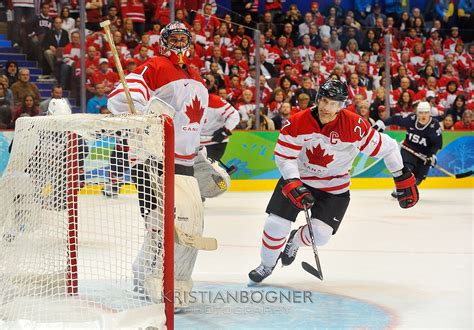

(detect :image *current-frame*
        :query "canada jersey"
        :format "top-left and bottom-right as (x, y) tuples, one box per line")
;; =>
(274, 109), (403, 194)
(384, 114), (442, 156)
(108, 55), (209, 166)
(200, 94), (239, 146)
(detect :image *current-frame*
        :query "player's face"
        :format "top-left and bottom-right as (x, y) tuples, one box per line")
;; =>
(168, 33), (189, 50)
(318, 97), (341, 124)
(417, 111), (430, 124)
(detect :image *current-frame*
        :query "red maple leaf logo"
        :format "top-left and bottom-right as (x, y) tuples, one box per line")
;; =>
(185, 96), (205, 124)
(306, 144), (334, 168)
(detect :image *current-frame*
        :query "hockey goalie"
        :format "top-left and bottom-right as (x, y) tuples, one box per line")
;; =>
(107, 21), (217, 305)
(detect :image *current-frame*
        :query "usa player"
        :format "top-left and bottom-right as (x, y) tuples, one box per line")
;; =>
(108, 22), (209, 302)
(248, 79), (419, 283)
(374, 101), (443, 193)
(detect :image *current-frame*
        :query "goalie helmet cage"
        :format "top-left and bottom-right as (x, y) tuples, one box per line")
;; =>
(0, 114), (174, 329)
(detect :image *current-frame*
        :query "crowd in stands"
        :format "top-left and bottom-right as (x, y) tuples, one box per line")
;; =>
(0, 0), (473, 131)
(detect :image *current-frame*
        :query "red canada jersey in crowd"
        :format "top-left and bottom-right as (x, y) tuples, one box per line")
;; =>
(108, 55), (209, 166)
(200, 94), (239, 146)
(274, 109), (403, 194)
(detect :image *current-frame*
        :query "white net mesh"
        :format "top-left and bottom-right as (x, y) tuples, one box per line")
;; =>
(0, 114), (173, 329)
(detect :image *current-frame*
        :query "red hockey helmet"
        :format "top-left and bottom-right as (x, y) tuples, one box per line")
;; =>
(160, 21), (192, 67)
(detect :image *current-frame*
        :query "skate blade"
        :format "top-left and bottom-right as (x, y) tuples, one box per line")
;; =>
(247, 280), (262, 287)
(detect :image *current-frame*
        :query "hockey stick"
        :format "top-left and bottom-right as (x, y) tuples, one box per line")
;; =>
(100, 20), (136, 114)
(399, 143), (472, 179)
(301, 206), (323, 280)
(174, 226), (217, 251)
(218, 160), (238, 175)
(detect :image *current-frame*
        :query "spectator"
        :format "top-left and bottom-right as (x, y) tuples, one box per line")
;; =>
(10, 0), (36, 48)
(0, 83), (13, 128)
(86, 83), (107, 114)
(85, 0), (103, 32)
(121, 0), (146, 36)
(347, 73), (367, 101)
(328, 29), (341, 51)
(360, 28), (378, 52)
(124, 58), (138, 75)
(0, 75), (14, 105)
(298, 12), (313, 37)
(236, 89), (256, 128)
(290, 92), (310, 115)
(439, 80), (462, 110)
(272, 101), (291, 129)
(267, 88), (284, 120)
(357, 61), (373, 91)
(283, 4), (303, 32)
(319, 16), (337, 39)
(358, 100), (375, 125)
(440, 114), (454, 130)
(291, 76), (317, 106)
(27, 2), (52, 63)
(13, 94), (39, 123)
(39, 85), (71, 115)
(247, 107), (275, 130)
(394, 91), (415, 115)
(259, 11), (278, 35)
(3, 60), (19, 87)
(87, 58), (119, 95)
(121, 18), (140, 50)
(366, 4), (386, 27)
(106, 31), (132, 70)
(43, 17), (70, 77)
(453, 109), (473, 130)
(60, 31), (81, 91)
(447, 95), (466, 123)
(370, 87), (388, 121)
(309, 2), (325, 26)
(10, 68), (41, 107)
(61, 6), (76, 38)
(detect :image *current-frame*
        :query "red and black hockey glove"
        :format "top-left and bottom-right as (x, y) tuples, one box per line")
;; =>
(281, 179), (315, 210)
(212, 127), (232, 143)
(393, 169), (419, 209)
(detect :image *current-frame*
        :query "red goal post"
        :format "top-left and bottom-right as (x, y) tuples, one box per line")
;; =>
(0, 113), (174, 329)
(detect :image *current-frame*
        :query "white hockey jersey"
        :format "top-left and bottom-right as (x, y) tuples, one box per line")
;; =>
(108, 55), (209, 166)
(200, 94), (239, 146)
(274, 109), (403, 194)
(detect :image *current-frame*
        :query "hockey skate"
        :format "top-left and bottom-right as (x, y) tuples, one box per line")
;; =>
(248, 263), (275, 285)
(391, 189), (399, 199)
(280, 229), (299, 266)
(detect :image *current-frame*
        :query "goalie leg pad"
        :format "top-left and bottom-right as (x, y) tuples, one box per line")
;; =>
(174, 175), (204, 293)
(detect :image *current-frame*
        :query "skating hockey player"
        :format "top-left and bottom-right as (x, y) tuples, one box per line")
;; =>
(108, 22), (210, 303)
(248, 78), (419, 284)
(373, 101), (442, 196)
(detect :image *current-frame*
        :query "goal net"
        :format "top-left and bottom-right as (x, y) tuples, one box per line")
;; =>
(0, 114), (174, 329)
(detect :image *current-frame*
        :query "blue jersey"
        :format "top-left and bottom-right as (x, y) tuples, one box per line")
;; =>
(384, 114), (443, 156)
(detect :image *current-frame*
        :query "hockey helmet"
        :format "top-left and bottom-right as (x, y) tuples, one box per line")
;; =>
(160, 21), (192, 66)
(316, 78), (349, 103)
(416, 101), (431, 115)
(48, 98), (71, 116)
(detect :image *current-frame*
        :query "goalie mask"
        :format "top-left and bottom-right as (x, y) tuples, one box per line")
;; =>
(160, 21), (192, 67)
(47, 98), (71, 116)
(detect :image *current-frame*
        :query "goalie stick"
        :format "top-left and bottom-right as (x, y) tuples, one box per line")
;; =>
(301, 206), (323, 280)
(174, 226), (217, 251)
(399, 144), (472, 179)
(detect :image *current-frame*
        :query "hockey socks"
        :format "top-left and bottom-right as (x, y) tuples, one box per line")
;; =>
(259, 214), (291, 268)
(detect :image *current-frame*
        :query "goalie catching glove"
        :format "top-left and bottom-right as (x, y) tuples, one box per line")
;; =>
(212, 127), (232, 143)
(194, 147), (230, 198)
(393, 168), (419, 208)
(281, 179), (315, 210)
